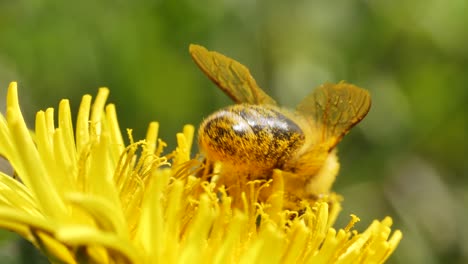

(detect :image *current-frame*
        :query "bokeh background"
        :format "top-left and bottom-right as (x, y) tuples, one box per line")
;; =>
(0, 0), (467, 263)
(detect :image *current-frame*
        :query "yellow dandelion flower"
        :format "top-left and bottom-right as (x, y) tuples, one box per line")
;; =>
(0, 82), (401, 264)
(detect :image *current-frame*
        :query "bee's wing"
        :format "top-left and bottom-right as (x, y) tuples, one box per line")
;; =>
(189, 44), (277, 105)
(297, 81), (371, 150)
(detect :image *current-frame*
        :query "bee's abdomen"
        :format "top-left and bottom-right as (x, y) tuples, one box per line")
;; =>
(198, 104), (305, 171)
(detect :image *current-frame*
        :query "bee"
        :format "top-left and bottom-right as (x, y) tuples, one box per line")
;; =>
(190, 44), (371, 209)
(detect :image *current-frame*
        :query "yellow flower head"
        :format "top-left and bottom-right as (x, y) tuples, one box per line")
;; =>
(0, 82), (401, 263)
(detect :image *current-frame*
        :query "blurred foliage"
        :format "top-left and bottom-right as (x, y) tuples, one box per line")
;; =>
(0, 0), (467, 263)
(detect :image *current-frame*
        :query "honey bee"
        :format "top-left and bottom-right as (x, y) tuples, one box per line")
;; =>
(190, 44), (371, 209)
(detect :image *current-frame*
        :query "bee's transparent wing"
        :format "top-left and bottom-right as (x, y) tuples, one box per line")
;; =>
(189, 44), (277, 105)
(297, 81), (371, 149)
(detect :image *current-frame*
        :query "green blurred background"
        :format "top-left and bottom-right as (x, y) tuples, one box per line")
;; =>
(0, 0), (467, 263)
